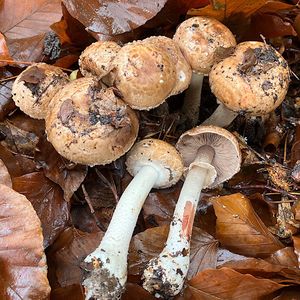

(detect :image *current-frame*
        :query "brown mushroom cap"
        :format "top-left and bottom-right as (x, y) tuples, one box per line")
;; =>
(176, 125), (241, 187)
(79, 41), (121, 78)
(45, 77), (139, 166)
(12, 63), (69, 119)
(111, 41), (177, 110)
(173, 16), (236, 74)
(126, 139), (184, 189)
(143, 36), (192, 96)
(209, 41), (290, 115)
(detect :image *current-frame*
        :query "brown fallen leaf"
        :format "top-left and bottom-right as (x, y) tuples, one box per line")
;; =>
(266, 247), (299, 268)
(274, 287), (300, 300)
(0, 33), (11, 67)
(188, 267), (285, 299)
(12, 171), (70, 248)
(212, 193), (284, 257)
(0, 184), (50, 299)
(0, 158), (11, 187)
(292, 236), (300, 268)
(122, 283), (156, 300)
(128, 225), (218, 280)
(51, 284), (84, 300)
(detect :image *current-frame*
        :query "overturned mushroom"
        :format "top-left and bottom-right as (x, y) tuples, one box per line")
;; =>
(173, 16), (236, 126)
(143, 126), (241, 298)
(203, 41), (290, 127)
(79, 41), (121, 79)
(12, 63), (69, 119)
(111, 41), (177, 110)
(45, 77), (139, 165)
(83, 139), (184, 300)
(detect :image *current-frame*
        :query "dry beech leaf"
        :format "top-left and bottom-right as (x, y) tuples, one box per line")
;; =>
(175, 285), (221, 300)
(47, 227), (103, 287)
(0, 33), (11, 67)
(51, 284), (84, 300)
(212, 193), (284, 257)
(292, 236), (300, 268)
(0, 184), (50, 299)
(0, 159), (12, 187)
(128, 225), (218, 280)
(266, 247), (299, 268)
(274, 287), (300, 300)
(188, 267), (284, 299)
(122, 283), (156, 300)
(12, 171), (70, 248)
(62, 0), (168, 36)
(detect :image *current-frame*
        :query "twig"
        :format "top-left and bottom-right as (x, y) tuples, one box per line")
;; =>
(82, 184), (106, 231)
(230, 184), (298, 200)
(0, 75), (18, 83)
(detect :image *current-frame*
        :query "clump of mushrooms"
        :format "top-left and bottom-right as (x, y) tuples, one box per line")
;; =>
(12, 62), (69, 119)
(45, 77), (139, 165)
(83, 138), (184, 299)
(143, 126), (241, 297)
(202, 41), (290, 127)
(173, 16), (236, 126)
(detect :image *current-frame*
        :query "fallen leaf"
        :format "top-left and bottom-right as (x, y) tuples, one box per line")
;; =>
(188, 267), (285, 299)
(266, 247), (299, 268)
(122, 283), (156, 300)
(212, 193), (284, 257)
(292, 236), (300, 268)
(274, 287), (300, 300)
(216, 248), (247, 266)
(175, 285), (220, 300)
(51, 284), (84, 300)
(0, 158), (11, 187)
(128, 225), (218, 280)
(0, 184), (50, 299)
(47, 227), (103, 287)
(12, 171), (70, 248)
(0, 33), (11, 67)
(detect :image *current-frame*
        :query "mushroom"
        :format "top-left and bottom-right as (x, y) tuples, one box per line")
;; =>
(45, 77), (139, 166)
(12, 63), (69, 119)
(202, 41), (290, 127)
(83, 138), (184, 300)
(173, 16), (236, 126)
(142, 125), (241, 298)
(143, 36), (192, 96)
(79, 41), (121, 79)
(111, 41), (177, 110)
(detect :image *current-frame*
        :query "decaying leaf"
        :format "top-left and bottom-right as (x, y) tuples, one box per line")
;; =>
(0, 158), (11, 187)
(0, 184), (50, 299)
(212, 193), (284, 257)
(12, 171), (70, 248)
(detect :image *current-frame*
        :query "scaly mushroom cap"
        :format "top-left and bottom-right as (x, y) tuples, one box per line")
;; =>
(209, 41), (290, 115)
(112, 41), (177, 110)
(45, 77), (139, 166)
(126, 139), (184, 189)
(143, 36), (192, 96)
(176, 125), (241, 187)
(12, 63), (69, 119)
(173, 16), (236, 74)
(79, 41), (121, 78)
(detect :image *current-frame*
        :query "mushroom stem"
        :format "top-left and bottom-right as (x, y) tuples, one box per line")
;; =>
(84, 165), (159, 300)
(201, 102), (238, 127)
(181, 73), (204, 127)
(142, 146), (215, 297)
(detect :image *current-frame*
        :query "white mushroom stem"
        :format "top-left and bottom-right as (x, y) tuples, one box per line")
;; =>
(83, 165), (159, 300)
(143, 146), (215, 298)
(181, 73), (204, 127)
(201, 102), (238, 127)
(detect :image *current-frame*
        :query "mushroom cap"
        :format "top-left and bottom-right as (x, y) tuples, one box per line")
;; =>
(173, 16), (236, 74)
(143, 36), (192, 96)
(12, 63), (69, 119)
(112, 41), (177, 110)
(176, 125), (241, 187)
(79, 41), (121, 78)
(209, 41), (290, 115)
(126, 139), (184, 189)
(45, 77), (139, 166)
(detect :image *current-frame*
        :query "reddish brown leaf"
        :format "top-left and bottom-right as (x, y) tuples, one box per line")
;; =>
(188, 267), (284, 299)
(47, 227), (103, 287)
(266, 247), (299, 268)
(122, 283), (156, 300)
(0, 33), (11, 67)
(292, 236), (300, 268)
(274, 287), (300, 300)
(0, 184), (50, 299)
(12, 171), (70, 247)
(0, 159), (11, 187)
(212, 193), (284, 257)
(295, 201), (300, 221)
(175, 285), (221, 300)
(128, 225), (218, 279)
(51, 284), (84, 300)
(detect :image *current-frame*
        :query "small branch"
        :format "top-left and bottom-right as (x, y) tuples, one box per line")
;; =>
(0, 75), (18, 83)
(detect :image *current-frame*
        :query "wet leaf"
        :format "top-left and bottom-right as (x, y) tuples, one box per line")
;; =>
(12, 171), (70, 248)
(292, 236), (300, 268)
(0, 184), (50, 299)
(212, 193), (284, 257)
(47, 227), (103, 287)
(128, 225), (218, 279)
(0, 158), (11, 187)
(0, 33), (11, 67)
(188, 267), (285, 299)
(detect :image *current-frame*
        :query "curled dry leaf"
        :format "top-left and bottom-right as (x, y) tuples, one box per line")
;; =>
(292, 236), (300, 268)
(47, 227), (103, 288)
(128, 225), (218, 280)
(212, 193), (284, 257)
(0, 184), (50, 299)
(0, 32), (11, 67)
(12, 171), (70, 248)
(188, 267), (284, 300)
(0, 158), (12, 187)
